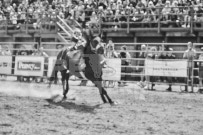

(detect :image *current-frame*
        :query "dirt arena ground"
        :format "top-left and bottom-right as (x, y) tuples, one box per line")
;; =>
(1, 79), (203, 135)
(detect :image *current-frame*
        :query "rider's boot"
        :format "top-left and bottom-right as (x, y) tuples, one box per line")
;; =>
(78, 57), (86, 71)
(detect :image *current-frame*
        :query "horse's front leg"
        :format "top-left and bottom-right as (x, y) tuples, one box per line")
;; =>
(94, 80), (114, 104)
(61, 70), (70, 99)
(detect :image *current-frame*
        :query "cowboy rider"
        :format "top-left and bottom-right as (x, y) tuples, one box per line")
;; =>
(70, 28), (87, 71)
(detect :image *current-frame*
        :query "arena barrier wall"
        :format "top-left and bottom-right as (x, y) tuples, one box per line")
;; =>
(1, 42), (202, 91)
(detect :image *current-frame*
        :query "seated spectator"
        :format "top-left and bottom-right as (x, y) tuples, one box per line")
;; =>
(182, 6), (195, 28)
(168, 7), (179, 27)
(89, 11), (99, 28)
(142, 9), (156, 27)
(195, 5), (203, 27)
(113, 9), (121, 30)
(77, 11), (86, 28)
(130, 8), (144, 23)
(136, 0), (145, 9)
(155, 0), (164, 13)
(104, 7), (114, 22)
(161, 0), (171, 21)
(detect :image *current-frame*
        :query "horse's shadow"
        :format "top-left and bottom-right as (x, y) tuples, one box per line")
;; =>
(45, 99), (101, 114)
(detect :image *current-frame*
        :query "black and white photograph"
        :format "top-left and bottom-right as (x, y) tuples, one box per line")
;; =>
(1, 0), (203, 135)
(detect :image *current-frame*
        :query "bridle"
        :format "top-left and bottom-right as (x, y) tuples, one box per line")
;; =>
(89, 37), (102, 54)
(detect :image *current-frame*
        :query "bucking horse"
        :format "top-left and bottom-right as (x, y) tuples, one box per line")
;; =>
(49, 29), (115, 105)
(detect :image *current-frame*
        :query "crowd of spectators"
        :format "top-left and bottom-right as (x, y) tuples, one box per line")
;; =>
(1, 0), (203, 31)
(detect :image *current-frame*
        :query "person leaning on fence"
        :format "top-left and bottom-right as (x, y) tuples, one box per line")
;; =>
(32, 46), (49, 83)
(145, 46), (157, 90)
(0, 46), (11, 79)
(137, 44), (148, 88)
(166, 48), (176, 92)
(197, 47), (203, 93)
(118, 45), (131, 87)
(17, 46), (32, 82)
(156, 43), (167, 82)
(183, 42), (197, 92)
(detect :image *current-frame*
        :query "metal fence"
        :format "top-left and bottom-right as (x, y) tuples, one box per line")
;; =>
(0, 42), (203, 91)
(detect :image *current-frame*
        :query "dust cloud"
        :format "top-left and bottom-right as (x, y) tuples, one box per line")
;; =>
(0, 81), (62, 99)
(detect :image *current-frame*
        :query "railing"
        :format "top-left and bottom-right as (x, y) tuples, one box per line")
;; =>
(71, 6), (203, 34)
(56, 15), (74, 35)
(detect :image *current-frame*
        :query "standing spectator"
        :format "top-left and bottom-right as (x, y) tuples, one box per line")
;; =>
(17, 45), (31, 82)
(183, 42), (196, 92)
(0, 45), (12, 79)
(106, 39), (118, 58)
(137, 44), (148, 88)
(118, 45), (131, 86)
(32, 46), (49, 83)
(166, 48), (176, 91)
(197, 47), (203, 93)
(1, 45), (11, 56)
(145, 46), (157, 90)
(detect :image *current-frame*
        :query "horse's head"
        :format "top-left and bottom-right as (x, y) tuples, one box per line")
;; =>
(87, 36), (105, 54)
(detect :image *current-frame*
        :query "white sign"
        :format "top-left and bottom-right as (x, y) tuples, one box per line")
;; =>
(14, 56), (44, 76)
(47, 57), (121, 81)
(145, 59), (187, 77)
(48, 57), (57, 77)
(102, 59), (121, 81)
(0, 56), (12, 74)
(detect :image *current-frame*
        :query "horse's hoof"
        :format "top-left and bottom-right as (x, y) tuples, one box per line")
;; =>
(110, 101), (118, 106)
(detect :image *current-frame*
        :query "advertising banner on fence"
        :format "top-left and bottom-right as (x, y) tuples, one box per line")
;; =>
(47, 57), (121, 80)
(0, 56), (12, 74)
(102, 59), (121, 81)
(48, 57), (57, 77)
(145, 59), (187, 77)
(14, 56), (44, 76)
